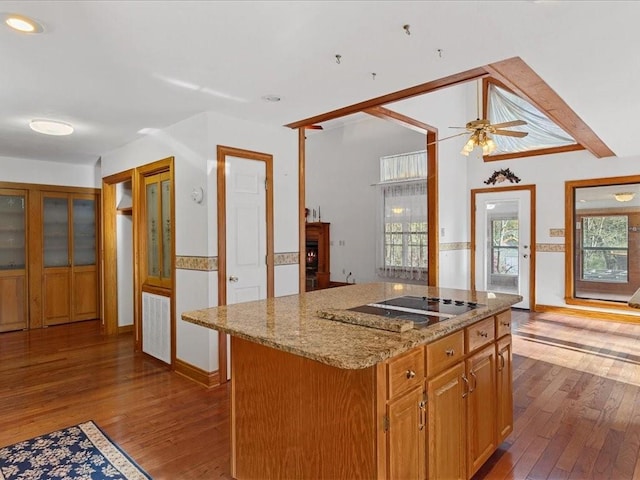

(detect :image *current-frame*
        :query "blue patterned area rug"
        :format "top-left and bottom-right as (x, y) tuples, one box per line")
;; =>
(0, 420), (151, 480)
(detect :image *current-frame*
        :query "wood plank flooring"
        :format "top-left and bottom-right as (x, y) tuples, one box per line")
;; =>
(474, 309), (640, 480)
(2, 311), (640, 479)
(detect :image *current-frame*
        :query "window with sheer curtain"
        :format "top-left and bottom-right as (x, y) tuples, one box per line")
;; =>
(377, 150), (428, 282)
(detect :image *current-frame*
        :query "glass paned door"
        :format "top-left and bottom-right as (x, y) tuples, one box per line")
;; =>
(43, 197), (69, 267)
(144, 171), (171, 287)
(73, 198), (96, 266)
(474, 190), (531, 309)
(0, 193), (26, 269)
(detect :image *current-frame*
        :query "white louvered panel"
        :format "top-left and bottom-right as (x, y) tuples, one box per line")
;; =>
(142, 292), (170, 364)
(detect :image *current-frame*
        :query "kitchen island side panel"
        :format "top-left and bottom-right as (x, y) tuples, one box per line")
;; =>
(231, 336), (381, 480)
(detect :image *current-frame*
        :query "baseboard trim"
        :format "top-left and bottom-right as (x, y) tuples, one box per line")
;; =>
(118, 325), (134, 334)
(174, 358), (221, 388)
(534, 304), (640, 324)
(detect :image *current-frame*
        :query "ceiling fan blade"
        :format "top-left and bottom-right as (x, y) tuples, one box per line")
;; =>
(304, 125), (324, 130)
(426, 131), (468, 146)
(490, 119), (527, 129)
(493, 129), (528, 138)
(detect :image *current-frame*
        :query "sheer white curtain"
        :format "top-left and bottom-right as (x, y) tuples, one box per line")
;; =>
(488, 83), (576, 155)
(376, 151), (428, 282)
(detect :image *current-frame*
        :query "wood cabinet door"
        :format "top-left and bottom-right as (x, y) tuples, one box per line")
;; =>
(44, 268), (71, 326)
(387, 386), (426, 480)
(466, 344), (497, 478)
(0, 271), (26, 332)
(496, 335), (514, 443)
(427, 362), (466, 480)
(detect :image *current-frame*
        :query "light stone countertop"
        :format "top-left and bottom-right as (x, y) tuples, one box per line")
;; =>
(181, 282), (522, 370)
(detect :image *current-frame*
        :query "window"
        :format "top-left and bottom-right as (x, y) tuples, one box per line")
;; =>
(491, 218), (519, 275)
(144, 171), (172, 288)
(377, 151), (427, 281)
(566, 177), (640, 307)
(580, 216), (628, 283)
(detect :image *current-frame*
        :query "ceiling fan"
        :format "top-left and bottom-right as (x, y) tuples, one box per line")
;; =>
(429, 81), (529, 156)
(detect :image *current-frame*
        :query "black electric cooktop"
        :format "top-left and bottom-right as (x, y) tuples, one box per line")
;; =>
(348, 295), (483, 328)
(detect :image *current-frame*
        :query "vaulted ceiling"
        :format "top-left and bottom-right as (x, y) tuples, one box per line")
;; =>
(1, 1), (638, 165)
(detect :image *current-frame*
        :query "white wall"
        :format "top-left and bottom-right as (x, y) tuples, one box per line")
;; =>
(305, 116), (426, 284)
(101, 110), (298, 373)
(116, 214), (133, 327)
(468, 149), (640, 315)
(0, 155), (100, 188)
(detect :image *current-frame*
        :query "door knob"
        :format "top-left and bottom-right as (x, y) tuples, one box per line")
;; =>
(523, 254), (529, 258)
(229, 275), (239, 283)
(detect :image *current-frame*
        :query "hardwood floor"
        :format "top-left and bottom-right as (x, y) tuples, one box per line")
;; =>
(2, 311), (640, 479)
(474, 309), (640, 480)
(0, 320), (230, 479)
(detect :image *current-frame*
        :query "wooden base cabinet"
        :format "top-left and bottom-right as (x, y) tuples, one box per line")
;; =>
(466, 344), (497, 478)
(497, 335), (514, 443)
(426, 309), (512, 480)
(387, 386), (426, 480)
(227, 310), (513, 480)
(427, 362), (467, 480)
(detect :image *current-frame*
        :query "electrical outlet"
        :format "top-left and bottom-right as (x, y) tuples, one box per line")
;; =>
(342, 268), (345, 274)
(440, 227), (445, 237)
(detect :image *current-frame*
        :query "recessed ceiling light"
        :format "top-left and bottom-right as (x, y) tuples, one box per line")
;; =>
(29, 119), (74, 136)
(5, 14), (43, 33)
(261, 94), (281, 102)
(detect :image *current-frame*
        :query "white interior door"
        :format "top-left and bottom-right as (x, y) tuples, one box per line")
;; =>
(225, 156), (267, 377)
(474, 190), (531, 309)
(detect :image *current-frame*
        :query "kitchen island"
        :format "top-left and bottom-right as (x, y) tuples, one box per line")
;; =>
(182, 282), (522, 480)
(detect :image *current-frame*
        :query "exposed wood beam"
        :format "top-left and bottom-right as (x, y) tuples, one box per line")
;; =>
(485, 57), (615, 159)
(363, 106), (436, 135)
(285, 66), (489, 129)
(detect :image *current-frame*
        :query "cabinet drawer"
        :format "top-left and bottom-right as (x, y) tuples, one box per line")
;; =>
(426, 330), (464, 378)
(466, 317), (495, 353)
(387, 347), (424, 399)
(496, 310), (512, 338)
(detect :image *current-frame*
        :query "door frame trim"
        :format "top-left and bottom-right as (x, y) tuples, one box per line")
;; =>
(217, 145), (274, 381)
(470, 184), (536, 309)
(102, 170), (135, 336)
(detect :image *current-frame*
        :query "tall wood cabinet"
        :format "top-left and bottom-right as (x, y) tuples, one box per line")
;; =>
(0, 189), (28, 332)
(0, 182), (100, 331)
(43, 192), (99, 326)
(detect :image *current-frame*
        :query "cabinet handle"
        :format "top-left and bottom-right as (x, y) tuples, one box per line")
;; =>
(502, 322), (511, 328)
(406, 369), (416, 379)
(477, 330), (488, 338)
(445, 348), (455, 357)
(462, 375), (469, 398)
(470, 370), (477, 393)
(498, 352), (505, 371)
(418, 399), (426, 431)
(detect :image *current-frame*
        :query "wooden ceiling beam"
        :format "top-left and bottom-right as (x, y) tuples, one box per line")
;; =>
(363, 106), (437, 135)
(485, 56), (615, 158)
(285, 67), (489, 129)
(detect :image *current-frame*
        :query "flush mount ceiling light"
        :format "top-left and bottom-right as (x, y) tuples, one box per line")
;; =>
(29, 119), (74, 136)
(614, 192), (635, 202)
(4, 14), (44, 33)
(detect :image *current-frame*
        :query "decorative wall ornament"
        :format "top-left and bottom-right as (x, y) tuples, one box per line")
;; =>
(484, 168), (521, 185)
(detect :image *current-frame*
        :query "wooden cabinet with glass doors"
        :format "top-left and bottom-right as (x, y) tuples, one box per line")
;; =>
(43, 192), (99, 326)
(0, 189), (28, 332)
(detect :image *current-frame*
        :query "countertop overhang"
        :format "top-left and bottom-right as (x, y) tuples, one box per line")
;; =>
(181, 282), (522, 369)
